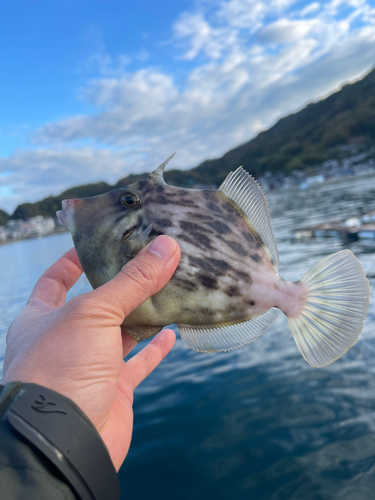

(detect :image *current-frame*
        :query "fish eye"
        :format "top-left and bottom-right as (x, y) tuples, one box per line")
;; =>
(120, 191), (141, 209)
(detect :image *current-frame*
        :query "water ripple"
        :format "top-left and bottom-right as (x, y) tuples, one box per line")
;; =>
(1, 176), (375, 499)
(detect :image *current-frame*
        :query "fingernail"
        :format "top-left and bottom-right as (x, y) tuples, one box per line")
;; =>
(148, 236), (177, 262)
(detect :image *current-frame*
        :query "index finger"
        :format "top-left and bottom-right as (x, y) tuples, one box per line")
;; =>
(125, 328), (176, 390)
(28, 248), (83, 308)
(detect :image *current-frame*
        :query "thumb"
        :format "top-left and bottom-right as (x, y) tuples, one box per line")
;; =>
(90, 235), (180, 322)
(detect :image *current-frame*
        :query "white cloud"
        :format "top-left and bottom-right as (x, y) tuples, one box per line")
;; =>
(259, 19), (317, 44)
(0, 148), (133, 212)
(300, 3), (321, 16)
(2, 0), (375, 213)
(174, 13), (216, 60)
(217, 0), (297, 30)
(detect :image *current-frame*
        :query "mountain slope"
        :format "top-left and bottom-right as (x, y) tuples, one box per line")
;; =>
(188, 66), (375, 185)
(5, 65), (375, 222)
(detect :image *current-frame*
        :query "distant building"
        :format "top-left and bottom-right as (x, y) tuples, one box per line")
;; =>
(24, 216), (56, 236)
(0, 226), (6, 242)
(5, 216), (56, 241)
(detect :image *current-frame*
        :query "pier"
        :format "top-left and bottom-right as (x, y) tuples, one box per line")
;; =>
(293, 212), (375, 241)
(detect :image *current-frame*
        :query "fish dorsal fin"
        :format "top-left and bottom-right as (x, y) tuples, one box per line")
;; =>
(219, 167), (279, 272)
(147, 153), (176, 185)
(179, 309), (277, 353)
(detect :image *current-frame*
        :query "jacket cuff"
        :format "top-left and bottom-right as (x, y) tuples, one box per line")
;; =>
(0, 382), (120, 500)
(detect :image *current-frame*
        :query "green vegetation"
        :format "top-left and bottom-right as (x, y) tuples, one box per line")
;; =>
(0, 209), (9, 226)
(186, 66), (375, 184)
(2, 66), (375, 225)
(11, 182), (111, 221)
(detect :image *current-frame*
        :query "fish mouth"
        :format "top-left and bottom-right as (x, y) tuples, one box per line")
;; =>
(121, 225), (138, 243)
(56, 199), (80, 231)
(56, 210), (66, 226)
(56, 208), (73, 231)
(56, 202), (71, 230)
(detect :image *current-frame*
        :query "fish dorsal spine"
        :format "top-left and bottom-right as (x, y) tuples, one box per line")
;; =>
(147, 153), (176, 185)
(219, 167), (279, 272)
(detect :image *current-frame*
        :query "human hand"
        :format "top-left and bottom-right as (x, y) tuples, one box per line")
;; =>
(1, 235), (180, 471)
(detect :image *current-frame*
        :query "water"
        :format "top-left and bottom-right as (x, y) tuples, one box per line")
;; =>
(1, 175), (375, 499)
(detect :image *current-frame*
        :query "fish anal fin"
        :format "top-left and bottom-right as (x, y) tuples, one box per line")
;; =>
(178, 309), (277, 353)
(219, 167), (279, 272)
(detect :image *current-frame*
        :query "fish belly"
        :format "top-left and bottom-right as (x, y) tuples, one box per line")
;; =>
(123, 264), (295, 333)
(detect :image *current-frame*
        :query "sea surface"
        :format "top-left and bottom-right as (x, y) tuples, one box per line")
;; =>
(1, 175), (375, 500)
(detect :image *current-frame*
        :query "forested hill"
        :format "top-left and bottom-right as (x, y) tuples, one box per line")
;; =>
(189, 65), (375, 184)
(5, 65), (375, 222)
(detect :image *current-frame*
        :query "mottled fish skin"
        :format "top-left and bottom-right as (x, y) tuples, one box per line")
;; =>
(58, 167), (301, 340)
(125, 181), (278, 328)
(57, 158), (370, 367)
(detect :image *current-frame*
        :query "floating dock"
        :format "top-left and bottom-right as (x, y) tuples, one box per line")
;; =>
(293, 212), (375, 241)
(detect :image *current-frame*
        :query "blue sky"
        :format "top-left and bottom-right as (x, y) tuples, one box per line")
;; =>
(1, 0), (375, 213)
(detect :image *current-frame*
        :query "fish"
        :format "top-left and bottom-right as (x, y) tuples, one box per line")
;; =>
(57, 154), (370, 367)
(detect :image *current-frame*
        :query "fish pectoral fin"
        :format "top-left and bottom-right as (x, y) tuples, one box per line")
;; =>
(219, 167), (279, 271)
(178, 309), (278, 353)
(125, 224), (153, 258)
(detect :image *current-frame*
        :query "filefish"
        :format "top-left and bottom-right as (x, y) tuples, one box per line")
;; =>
(57, 155), (370, 367)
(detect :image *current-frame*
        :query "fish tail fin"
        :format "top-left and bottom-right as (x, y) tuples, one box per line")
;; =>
(287, 250), (369, 367)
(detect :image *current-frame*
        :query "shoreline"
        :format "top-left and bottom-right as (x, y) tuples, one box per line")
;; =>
(0, 226), (68, 246)
(2, 170), (375, 246)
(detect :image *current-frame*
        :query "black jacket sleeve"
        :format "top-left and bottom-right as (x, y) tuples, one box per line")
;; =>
(0, 382), (120, 500)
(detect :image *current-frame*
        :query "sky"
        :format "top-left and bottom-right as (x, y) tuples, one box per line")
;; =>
(1, 0), (375, 214)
